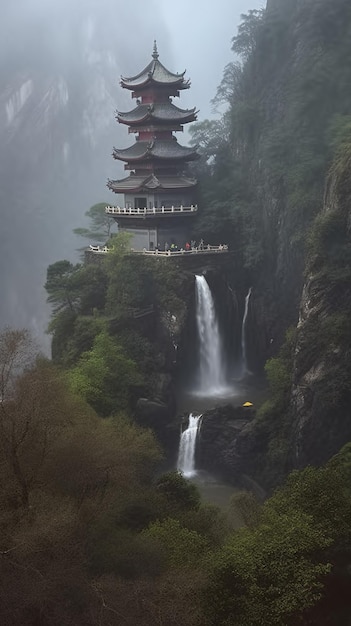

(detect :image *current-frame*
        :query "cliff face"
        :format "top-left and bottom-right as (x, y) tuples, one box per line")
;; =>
(244, 0), (351, 479)
(230, 0), (351, 356)
(289, 152), (351, 467)
(188, 0), (351, 486)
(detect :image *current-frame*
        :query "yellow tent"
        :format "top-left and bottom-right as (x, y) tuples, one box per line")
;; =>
(242, 401), (253, 407)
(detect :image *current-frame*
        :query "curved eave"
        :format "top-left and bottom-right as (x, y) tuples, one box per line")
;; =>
(118, 113), (197, 126)
(121, 58), (187, 89)
(150, 151), (199, 161)
(116, 104), (197, 126)
(107, 175), (197, 193)
(113, 151), (199, 163)
(121, 77), (190, 91)
(112, 141), (199, 162)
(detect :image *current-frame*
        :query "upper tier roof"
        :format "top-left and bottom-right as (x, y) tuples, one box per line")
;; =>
(113, 138), (199, 162)
(117, 102), (198, 126)
(121, 41), (190, 91)
(108, 173), (197, 193)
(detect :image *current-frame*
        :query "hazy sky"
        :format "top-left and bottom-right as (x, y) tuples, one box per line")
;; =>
(123, 0), (264, 119)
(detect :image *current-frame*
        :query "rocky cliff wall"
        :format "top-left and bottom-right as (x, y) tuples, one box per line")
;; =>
(288, 148), (351, 468)
(186, 0), (351, 487)
(224, 0), (351, 364)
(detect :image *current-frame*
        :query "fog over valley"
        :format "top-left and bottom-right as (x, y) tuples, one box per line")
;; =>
(0, 0), (259, 349)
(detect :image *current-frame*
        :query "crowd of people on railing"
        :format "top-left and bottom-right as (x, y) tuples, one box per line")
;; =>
(142, 240), (229, 255)
(159, 239), (228, 253)
(88, 241), (228, 256)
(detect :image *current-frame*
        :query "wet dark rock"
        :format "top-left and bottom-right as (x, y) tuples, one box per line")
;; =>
(196, 404), (263, 489)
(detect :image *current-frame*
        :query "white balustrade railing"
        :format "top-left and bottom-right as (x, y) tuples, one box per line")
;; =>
(135, 244), (229, 256)
(88, 244), (228, 256)
(105, 204), (198, 216)
(89, 245), (110, 253)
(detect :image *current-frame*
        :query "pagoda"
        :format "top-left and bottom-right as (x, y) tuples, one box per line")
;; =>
(106, 42), (200, 251)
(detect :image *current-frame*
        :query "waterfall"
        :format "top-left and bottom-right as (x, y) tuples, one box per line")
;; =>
(177, 413), (202, 477)
(241, 287), (252, 374)
(195, 275), (228, 394)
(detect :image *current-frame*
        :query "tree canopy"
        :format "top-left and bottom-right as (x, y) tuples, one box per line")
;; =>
(73, 202), (116, 243)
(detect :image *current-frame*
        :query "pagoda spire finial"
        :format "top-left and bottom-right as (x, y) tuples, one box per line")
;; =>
(152, 40), (159, 60)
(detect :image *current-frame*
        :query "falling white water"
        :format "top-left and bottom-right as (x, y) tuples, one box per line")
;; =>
(177, 413), (202, 477)
(241, 287), (252, 374)
(195, 275), (228, 394)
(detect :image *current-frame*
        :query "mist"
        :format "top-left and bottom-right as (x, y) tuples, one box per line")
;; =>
(0, 0), (261, 351)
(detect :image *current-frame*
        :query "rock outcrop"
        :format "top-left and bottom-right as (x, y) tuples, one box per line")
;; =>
(196, 405), (262, 485)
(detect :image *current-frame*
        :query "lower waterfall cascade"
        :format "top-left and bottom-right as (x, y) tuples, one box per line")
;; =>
(177, 413), (202, 477)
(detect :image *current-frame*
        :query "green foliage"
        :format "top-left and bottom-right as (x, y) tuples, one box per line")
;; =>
(151, 259), (187, 319)
(104, 233), (153, 316)
(189, 118), (230, 160)
(49, 308), (78, 362)
(58, 315), (106, 367)
(260, 327), (296, 410)
(142, 518), (208, 569)
(88, 524), (165, 578)
(211, 62), (243, 111)
(307, 209), (347, 268)
(267, 465), (351, 543)
(264, 356), (291, 400)
(45, 260), (82, 314)
(156, 471), (201, 514)
(228, 491), (261, 529)
(231, 9), (265, 60)
(203, 462), (351, 626)
(68, 330), (143, 415)
(73, 202), (116, 243)
(328, 442), (351, 483)
(116, 328), (156, 389)
(320, 313), (351, 348)
(254, 328), (297, 487)
(46, 261), (108, 320)
(205, 508), (331, 626)
(180, 504), (229, 547)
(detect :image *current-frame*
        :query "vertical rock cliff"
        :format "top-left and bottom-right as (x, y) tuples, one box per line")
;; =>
(190, 0), (351, 485)
(290, 146), (351, 467)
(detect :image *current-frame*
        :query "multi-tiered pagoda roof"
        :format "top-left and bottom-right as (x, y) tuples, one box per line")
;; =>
(120, 42), (190, 94)
(108, 41), (199, 195)
(87, 43), (229, 254)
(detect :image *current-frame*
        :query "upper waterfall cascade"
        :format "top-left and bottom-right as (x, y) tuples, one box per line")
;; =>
(195, 275), (229, 395)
